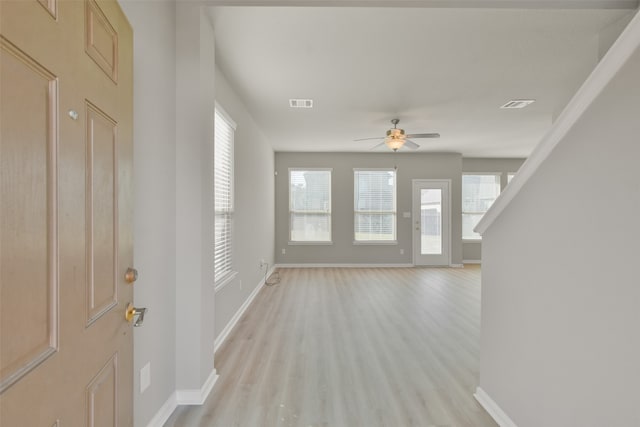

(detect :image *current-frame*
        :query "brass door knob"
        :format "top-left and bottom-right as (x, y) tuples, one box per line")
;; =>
(124, 267), (138, 284)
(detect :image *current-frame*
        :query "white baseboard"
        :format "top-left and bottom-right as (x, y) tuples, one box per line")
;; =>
(145, 391), (177, 427)
(145, 369), (218, 426)
(214, 266), (274, 352)
(449, 263), (464, 268)
(275, 263), (414, 268)
(176, 368), (219, 405)
(474, 387), (518, 427)
(463, 259), (482, 264)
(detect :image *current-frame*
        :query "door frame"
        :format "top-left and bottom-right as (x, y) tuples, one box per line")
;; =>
(411, 179), (452, 266)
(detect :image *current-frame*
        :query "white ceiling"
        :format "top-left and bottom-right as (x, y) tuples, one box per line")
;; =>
(211, 5), (636, 157)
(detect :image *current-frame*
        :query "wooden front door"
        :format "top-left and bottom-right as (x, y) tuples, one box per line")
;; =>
(1, 0), (134, 425)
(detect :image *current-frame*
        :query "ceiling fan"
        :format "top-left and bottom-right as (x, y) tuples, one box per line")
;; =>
(354, 118), (440, 152)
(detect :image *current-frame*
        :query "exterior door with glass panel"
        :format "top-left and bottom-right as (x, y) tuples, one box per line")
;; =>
(412, 180), (450, 266)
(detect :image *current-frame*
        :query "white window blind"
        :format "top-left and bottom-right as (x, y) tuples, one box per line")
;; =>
(214, 106), (235, 283)
(462, 174), (500, 240)
(289, 169), (331, 242)
(354, 169), (396, 242)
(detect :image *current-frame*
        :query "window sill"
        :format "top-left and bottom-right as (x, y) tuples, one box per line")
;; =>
(288, 241), (333, 246)
(353, 241), (398, 246)
(462, 239), (482, 243)
(214, 271), (238, 293)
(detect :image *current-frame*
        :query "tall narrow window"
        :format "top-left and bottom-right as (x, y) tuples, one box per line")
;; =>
(214, 106), (235, 283)
(462, 174), (501, 240)
(289, 169), (332, 243)
(354, 169), (397, 242)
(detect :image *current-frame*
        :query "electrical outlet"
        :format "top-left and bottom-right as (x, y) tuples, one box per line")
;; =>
(259, 259), (266, 268)
(140, 362), (150, 393)
(282, 248), (286, 255)
(400, 249), (404, 255)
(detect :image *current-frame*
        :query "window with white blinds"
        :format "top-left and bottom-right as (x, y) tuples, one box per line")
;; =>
(462, 174), (501, 240)
(214, 106), (235, 283)
(289, 169), (332, 243)
(354, 169), (397, 242)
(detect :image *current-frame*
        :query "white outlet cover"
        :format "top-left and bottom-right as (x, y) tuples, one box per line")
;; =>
(403, 212), (411, 218)
(140, 362), (151, 393)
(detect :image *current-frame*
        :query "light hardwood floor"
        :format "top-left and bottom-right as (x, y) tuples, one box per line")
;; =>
(165, 266), (496, 427)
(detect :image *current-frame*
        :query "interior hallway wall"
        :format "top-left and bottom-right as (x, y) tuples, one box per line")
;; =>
(213, 67), (275, 340)
(479, 42), (640, 427)
(118, 2), (178, 426)
(174, 2), (217, 392)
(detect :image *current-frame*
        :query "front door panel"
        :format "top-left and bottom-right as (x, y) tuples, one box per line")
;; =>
(0, 1), (133, 425)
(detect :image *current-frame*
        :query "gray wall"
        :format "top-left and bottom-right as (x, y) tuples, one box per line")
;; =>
(214, 67), (275, 339)
(174, 3), (216, 391)
(479, 47), (640, 425)
(118, 2), (177, 426)
(275, 152), (463, 265)
(118, 4), (276, 423)
(121, 3), (223, 425)
(462, 158), (525, 262)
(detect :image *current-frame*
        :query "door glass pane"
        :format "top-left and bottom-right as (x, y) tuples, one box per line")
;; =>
(421, 189), (442, 255)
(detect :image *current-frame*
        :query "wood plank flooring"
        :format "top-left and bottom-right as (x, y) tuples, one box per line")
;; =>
(164, 266), (496, 427)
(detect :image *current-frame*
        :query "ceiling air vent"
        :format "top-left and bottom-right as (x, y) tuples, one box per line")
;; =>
(289, 99), (313, 108)
(500, 99), (535, 109)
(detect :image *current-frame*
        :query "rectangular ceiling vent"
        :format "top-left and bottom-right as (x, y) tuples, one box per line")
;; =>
(289, 99), (313, 108)
(500, 99), (535, 109)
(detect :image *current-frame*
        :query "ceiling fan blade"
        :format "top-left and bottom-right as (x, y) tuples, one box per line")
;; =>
(405, 133), (440, 139)
(369, 141), (386, 151)
(404, 139), (420, 149)
(354, 137), (384, 142)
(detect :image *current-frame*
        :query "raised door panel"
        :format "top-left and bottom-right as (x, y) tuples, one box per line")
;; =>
(86, 101), (118, 325)
(85, 0), (118, 82)
(0, 37), (59, 393)
(37, 0), (57, 19)
(87, 353), (118, 427)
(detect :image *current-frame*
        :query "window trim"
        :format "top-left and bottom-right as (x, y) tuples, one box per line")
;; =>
(288, 167), (333, 244)
(462, 172), (501, 241)
(353, 240), (398, 246)
(288, 241), (334, 246)
(214, 103), (236, 286)
(353, 168), (398, 244)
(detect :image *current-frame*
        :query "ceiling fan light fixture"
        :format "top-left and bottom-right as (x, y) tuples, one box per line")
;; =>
(355, 118), (437, 151)
(387, 128), (405, 138)
(385, 137), (405, 151)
